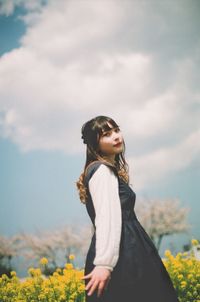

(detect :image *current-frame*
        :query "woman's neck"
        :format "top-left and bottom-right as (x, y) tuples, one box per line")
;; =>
(102, 155), (116, 165)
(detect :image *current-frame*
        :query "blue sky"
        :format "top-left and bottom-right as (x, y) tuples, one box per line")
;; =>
(0, 0), (200, 268)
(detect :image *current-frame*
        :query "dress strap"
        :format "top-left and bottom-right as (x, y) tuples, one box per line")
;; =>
(84, 160), (118, 187)
(84, 161), (102, 186)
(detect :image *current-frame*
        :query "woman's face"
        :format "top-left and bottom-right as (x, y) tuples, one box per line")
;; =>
(98, 122), (124, 160)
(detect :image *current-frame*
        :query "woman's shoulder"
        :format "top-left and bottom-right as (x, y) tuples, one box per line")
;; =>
(84, 160), (117, 185)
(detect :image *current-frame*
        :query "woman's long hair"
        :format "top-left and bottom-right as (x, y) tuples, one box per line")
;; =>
(76, 115), (129, 204)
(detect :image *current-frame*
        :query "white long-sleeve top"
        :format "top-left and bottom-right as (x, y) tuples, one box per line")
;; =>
(88, 164), (122, 272)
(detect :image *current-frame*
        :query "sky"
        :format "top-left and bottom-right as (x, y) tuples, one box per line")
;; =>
(0, 0), (200, 269)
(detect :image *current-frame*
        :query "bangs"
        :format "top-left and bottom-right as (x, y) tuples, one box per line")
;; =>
(96, 118), (119, 138)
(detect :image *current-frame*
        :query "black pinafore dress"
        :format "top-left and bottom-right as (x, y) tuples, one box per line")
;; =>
(83, 161), (180, 302)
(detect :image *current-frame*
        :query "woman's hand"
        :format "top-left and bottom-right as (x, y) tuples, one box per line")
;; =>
(81, 266), (111, 298)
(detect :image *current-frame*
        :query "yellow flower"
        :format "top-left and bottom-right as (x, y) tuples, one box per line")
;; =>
(10, 271), (17, 277)
(34, 268), (42, 276)
(187, 273), (193, 279)
(177, 274), (183, 280)
(69, 254), (75, 260)
(28, 267), (42, 277)
(65, 263), (74, 270)
(40, 257), (48, 265)
(53, 272), (59, 278)
(60, 294), (66, 300)
(56, 268), (62, 273)
(191, 239), (199, 246)
(164, 249), (171, 258)
(28, 267), (35, 277)
(180, 281), (187, 288)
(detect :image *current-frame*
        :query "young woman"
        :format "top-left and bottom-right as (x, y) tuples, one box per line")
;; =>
(76, 115), (180, 302)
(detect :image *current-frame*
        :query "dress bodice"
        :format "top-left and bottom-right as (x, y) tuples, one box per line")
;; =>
(84, 161), (138, 226)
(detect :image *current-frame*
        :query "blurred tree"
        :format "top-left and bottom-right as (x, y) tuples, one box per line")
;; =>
(16, 224), (91, 275)
(135, 198), (191, 251)
(0, 235), (19, 276)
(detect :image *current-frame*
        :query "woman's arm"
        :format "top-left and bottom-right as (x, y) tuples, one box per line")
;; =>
(88, 164), (122, 272)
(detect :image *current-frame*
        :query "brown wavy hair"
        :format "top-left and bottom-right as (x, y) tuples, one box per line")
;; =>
(76, 115), (130, 204)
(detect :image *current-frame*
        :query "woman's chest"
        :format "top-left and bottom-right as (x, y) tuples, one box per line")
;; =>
(118, 179), (136, 210)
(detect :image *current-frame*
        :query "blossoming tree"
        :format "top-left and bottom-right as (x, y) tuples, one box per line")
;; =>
(135, 198), (191, 251)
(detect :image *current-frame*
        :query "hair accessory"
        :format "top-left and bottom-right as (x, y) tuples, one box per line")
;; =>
(81, 121), (91, 145)
(81, 134), (87, 145)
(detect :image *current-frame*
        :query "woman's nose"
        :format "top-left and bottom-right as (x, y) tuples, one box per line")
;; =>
(113, 132), (120, 141)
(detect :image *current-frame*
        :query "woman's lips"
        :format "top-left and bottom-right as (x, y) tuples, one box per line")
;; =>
(114, 142), (122, 147)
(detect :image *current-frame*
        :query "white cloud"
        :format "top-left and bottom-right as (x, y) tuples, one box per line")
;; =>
(0, 0), (15, 16)
(0, 0), (45, 16)
(128, 128), (200, 190)
(0, 0), (200, 189)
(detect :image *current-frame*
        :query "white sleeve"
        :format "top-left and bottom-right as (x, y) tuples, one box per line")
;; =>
(88, 164), (122, 272)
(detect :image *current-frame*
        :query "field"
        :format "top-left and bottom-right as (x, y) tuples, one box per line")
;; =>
(0, 239), (199, 302)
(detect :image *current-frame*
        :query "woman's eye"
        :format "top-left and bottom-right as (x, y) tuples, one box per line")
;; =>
(102, 132), (109, 137)
(105, 132), (110, 136)
(103, 127), (120, 137)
